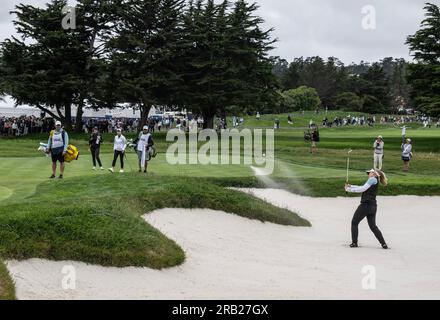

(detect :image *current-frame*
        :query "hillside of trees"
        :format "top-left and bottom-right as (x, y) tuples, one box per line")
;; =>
(273, 2), (439, 118)
(272, 56), (412, 115)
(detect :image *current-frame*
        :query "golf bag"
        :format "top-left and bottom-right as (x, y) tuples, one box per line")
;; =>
(146, 145), (157, 161)
(304, 130), (312, 142)
(64, 144), (80, 163)
(37, 142), (79, 162)
(126, 138), (157, 161)
(127, 138), (139, 151)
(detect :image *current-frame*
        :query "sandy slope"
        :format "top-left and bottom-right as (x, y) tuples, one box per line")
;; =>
(6, 189), (440, 300)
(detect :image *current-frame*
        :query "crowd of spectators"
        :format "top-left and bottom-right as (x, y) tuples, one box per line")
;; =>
(320, 114), (437, 128)
(2, 112), (439, 137)
(0, 116), (55, 136)
(1, 113), (206, 136)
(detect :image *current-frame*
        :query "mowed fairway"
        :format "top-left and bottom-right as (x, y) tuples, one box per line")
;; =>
(1, 112), (440, 299)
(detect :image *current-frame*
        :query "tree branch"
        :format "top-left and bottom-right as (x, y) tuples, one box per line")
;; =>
(35, 104), (61, 120)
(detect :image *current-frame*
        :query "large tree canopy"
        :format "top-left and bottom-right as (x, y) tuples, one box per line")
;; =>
(282, 86), (321, 112)
(0, 0), (279, 129)
(181, 0), (278, 128)
(0, 0), (117, 131)
(104, 0), (187, 129)
(406, 2), (440, 117)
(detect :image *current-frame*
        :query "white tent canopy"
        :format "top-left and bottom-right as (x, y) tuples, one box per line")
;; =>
(0, 105), (159, 119)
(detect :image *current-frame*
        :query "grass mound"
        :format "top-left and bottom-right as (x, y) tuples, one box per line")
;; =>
(0, 174), (309, 270)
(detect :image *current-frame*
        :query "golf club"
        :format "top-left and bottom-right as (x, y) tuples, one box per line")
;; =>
(346, 149), (353, 194)
(124, 144), (135, 173)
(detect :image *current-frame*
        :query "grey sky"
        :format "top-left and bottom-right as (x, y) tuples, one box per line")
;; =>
(257, 0), (428, 64)
(0, 0), (429, 64)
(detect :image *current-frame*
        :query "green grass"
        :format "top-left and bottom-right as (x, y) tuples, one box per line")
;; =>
(0, 110), (439, 297)
(230, 111), (420, 129)
(0, 155), (309, 271)
(0, 260), (15, 300)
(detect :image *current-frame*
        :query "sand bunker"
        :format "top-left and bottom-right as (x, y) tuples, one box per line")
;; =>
(6, 189), (440, 299)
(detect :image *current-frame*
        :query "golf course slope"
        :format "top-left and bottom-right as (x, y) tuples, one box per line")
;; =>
(6, 189), (440, 300)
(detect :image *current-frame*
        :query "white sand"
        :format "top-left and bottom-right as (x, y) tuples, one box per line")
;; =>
(6, 189), (440, 300)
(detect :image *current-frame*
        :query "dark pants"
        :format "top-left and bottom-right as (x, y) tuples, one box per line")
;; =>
(112, 150), (124, 169)
(91, 147), (102, 167)
(351, 203), (386, 245)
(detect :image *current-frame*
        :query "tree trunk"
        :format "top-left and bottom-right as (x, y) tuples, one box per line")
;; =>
(203, 114), (215, 129)
(75, 100), (84, 133)
(139, 104), (152, 131)
(64, 103), (73, 131)
(221, 108), (227, 123)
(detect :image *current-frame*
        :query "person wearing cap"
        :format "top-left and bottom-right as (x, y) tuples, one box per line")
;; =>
(345, 169), (389, 250)
(47, 120), (69, 179)
(137, 125), (154, 173)
(373, 135), (384, 170)
(109, 128), (127, 173)
(402, 138), (413, 172)
(89, 127), (104, 171)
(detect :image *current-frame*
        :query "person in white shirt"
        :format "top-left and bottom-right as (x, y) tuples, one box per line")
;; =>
(109, 128), (127, 173)
(373, 135), (384, 170)
(402, 138), (413, 172)
(137, 126), (154, 173)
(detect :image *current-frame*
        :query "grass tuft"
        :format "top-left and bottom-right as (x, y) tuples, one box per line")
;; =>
(0, 260), (16, 300)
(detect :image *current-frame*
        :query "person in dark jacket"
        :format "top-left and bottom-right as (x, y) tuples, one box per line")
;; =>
(310, 127), (320, 154)
(89, 127), (104, 170)
(345, 169), (389, 249)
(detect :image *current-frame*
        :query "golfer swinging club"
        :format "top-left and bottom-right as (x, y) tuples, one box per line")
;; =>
(345, 169), (389, 249)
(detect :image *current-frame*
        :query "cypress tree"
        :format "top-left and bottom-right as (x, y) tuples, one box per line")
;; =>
(406, 2), (440, 117)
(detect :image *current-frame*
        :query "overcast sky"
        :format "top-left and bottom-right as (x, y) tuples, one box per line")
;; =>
(258, 0), (429, 64)
(0, 0), (429, 64)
